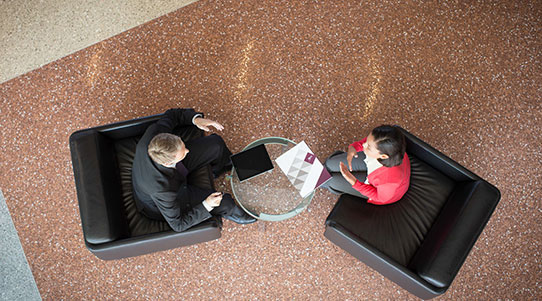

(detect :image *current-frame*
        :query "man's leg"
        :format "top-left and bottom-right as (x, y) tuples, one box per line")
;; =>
(180, 185), (254, 224)
(181, 135), (254, 224)
(180, 185), (216, 210)
(208, 194), (235, 216)
(209, 193), (256, 224)
(183, 134), (232, 176)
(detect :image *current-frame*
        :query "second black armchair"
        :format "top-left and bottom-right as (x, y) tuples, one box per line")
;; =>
(324, 126), (501, 299)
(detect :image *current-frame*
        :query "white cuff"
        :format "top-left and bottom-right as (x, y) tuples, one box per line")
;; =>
(192, 114), (203, 125)
(202, 200), (213, 212)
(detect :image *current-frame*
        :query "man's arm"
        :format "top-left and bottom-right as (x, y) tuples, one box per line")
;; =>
(152, 190), (212, 232)
(155, 108), (203, 132)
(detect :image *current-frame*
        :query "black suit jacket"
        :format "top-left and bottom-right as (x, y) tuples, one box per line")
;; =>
(132, 108), (212, 232)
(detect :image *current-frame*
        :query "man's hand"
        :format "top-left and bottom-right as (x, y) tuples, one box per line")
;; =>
(194, 117), (224, 132)
(204, 192), (223, 208)
(346, 145), (358, 171)
(340, 162), (357, 186)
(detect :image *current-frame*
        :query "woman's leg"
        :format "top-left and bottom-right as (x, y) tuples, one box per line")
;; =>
(325, 151), (367, 173)
(325, 172), (368, 198)
(323, 151), (368, 197)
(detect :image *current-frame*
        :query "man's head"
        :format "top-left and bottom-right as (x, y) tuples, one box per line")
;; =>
(148, 133), (189, 167)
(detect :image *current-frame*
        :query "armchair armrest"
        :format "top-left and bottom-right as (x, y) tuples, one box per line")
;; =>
(86, 217), (221, 260)
(324, 221), (446, 299)
(408, 180), (501, 288)
(69, 129), (129, 244)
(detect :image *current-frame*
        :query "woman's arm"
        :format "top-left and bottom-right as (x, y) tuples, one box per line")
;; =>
(352, 181), (400, 204)
(339, 162), (358, 185)
(349, 136), (367, 152)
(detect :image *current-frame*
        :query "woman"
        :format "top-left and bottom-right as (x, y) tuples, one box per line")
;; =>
(324, 125), (411, 205)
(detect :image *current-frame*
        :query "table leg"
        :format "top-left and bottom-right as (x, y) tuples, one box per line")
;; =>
(258, 220), (266, 233)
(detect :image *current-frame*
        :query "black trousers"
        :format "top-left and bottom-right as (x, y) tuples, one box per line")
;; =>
(182, 134), (238, 217)
(323, 151), (368, 198)
(183, 133), (232, 176)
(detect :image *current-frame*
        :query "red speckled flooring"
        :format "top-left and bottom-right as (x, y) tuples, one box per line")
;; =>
(0, 0), (540, 299)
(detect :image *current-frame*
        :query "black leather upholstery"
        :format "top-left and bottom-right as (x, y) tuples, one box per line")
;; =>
(70, 129), (129, 244)
(324, 126), (500, 299)
(70, 114), (222, 260)
(114, 126), (216, 237)
(326, 155), (456, 266)
(409, 180), (500, 288)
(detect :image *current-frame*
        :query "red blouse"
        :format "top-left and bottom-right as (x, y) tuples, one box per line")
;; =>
(349, 137), (411, 205)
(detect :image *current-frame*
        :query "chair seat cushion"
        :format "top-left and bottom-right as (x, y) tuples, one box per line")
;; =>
(328, 154), (456, 266)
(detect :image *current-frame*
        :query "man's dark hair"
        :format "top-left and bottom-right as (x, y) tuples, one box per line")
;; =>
(371, 125), (406, 167)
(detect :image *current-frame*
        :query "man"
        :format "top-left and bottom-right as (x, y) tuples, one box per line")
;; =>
(132, 108), (256, 232)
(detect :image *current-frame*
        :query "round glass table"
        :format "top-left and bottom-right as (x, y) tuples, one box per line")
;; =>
(228, 137), (315, 221)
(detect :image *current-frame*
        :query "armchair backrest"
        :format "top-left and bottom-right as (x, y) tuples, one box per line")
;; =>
(399, 127), (479, 182)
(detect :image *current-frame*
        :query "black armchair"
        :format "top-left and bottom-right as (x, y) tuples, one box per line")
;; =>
(69, 114), (222, 260)
(324, 126), (500, 299)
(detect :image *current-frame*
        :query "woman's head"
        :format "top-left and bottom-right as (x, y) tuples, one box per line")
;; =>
(363, 125), (406, 167)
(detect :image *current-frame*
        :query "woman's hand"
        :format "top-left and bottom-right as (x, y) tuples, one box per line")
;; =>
(346, 145), (358, 171)
(340, 162), (357, 186)
(194, 117), (224, 132)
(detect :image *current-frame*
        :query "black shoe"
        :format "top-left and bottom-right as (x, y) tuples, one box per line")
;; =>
(224, 207), (257, 224)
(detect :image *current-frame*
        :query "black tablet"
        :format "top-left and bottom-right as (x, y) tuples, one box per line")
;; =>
(230, 144), (274, 182)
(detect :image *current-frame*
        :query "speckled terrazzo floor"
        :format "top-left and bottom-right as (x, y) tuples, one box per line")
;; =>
(0, 0), (540, 299)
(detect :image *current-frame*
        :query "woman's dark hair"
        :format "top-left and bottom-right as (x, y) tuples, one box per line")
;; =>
(371, 125), (406, 167)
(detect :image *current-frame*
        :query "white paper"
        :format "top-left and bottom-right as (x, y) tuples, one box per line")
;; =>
(275, 141), (330, 198)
